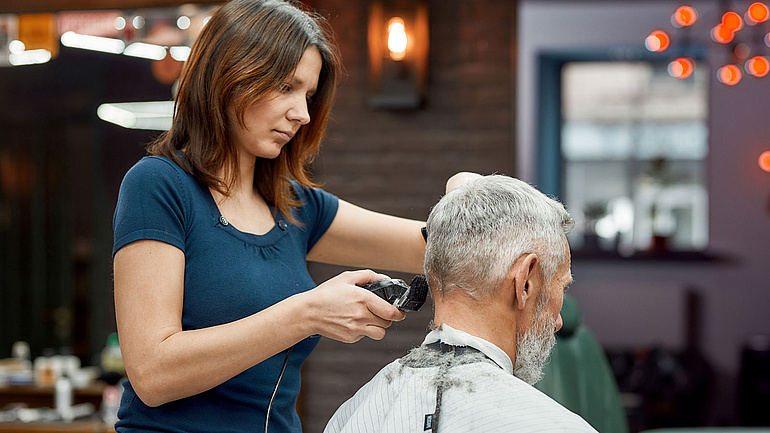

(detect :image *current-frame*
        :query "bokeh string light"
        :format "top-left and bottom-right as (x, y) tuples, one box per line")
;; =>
(718, 63), (743, 84)
(747, 2), (769, 25)
(645, 30), (671, 52)
(722, 11), (744, 32)
(647, 4), (770, 178)
(746, 55), (770, 76)
(673, 5), (699, 27)
(759, 150), (770, 172)
(668, 57), (696, 78)
(646, 2), (770, 86)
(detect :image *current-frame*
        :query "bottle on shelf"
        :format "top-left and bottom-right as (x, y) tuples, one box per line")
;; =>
(55, 374), (73, 422)
(7, 341), (33, 385)
(100, 333), (125, 426)
(100, 333), (125, 377)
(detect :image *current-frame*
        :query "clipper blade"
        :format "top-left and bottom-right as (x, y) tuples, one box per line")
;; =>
(364, 279), (409, 305)
(363, 276), (428, 312)
(401, 275), (428, 312)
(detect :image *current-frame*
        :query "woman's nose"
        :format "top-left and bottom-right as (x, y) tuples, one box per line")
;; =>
(288, 97), (310, 125)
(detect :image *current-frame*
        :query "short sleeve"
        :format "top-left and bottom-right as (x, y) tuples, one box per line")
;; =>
(112, 157), (189, 257)
(292, 182), (339, 252)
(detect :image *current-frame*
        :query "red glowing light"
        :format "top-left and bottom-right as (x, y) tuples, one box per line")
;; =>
(668, 57), (695, 79)
(722, 11), (744, 31)
(760, 151), (770, 172)
(747, 56), (770, 77)
(734, 43), (751, 61)
(747, 3), (769, 24)
(645, 30), (670, 52)
(673, 6), (698, 27)
(712, 24), (736, 44)
(718, 64), (742, 85)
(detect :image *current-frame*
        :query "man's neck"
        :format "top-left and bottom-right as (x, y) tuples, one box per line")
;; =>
(433, 293), (518, 365)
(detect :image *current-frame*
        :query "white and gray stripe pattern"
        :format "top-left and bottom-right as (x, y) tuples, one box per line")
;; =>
(324, 327), (598, 433)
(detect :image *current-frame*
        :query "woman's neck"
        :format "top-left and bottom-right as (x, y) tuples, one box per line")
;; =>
(220, 153), (257, 197)
(210, 154), (275, 235)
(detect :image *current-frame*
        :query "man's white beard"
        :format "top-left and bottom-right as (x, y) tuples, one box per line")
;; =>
(513, 303), (557, 385)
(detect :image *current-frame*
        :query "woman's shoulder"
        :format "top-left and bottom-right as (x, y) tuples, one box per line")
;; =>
(123, 155), (192, 187)
(289, 180), (337, 205)
(286, 181), (339, 243)
(289, 181), (338, 217)
(127, 155), (186, 176)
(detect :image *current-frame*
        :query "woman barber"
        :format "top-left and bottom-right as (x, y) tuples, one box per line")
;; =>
(111, 0), (430, 431)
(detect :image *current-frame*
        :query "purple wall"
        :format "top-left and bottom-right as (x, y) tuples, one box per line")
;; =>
(518, 0), (770, 424)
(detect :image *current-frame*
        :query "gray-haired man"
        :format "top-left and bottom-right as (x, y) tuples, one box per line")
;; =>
(325, 174), (598, 433)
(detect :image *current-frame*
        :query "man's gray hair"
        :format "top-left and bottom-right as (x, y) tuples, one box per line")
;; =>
(424, 175), (574, 299)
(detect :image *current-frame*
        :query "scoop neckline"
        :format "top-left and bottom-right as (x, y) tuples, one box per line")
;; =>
(200, 184), (289, 247)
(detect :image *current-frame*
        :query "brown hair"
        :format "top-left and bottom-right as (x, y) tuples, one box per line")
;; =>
(147, 0), (340, 224)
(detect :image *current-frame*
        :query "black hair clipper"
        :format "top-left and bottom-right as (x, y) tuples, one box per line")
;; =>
(363, 275), (428, 312)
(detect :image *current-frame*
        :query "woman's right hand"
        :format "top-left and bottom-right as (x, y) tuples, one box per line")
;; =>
(302, 270), (407, 343)
(445, 172), (483, 194)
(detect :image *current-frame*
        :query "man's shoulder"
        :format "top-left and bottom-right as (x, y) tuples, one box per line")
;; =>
(438, 363), (599, 432)
(324, 358), (439, 433)
(325, 355), (598, 433)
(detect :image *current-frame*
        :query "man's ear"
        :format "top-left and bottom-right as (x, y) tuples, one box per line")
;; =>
(513, 253), (539, 311)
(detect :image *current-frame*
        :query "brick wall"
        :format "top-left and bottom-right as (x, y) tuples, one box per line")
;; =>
(302, 0), (517, 430)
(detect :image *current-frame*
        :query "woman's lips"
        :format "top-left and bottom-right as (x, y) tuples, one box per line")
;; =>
(275, 130), (294, 142)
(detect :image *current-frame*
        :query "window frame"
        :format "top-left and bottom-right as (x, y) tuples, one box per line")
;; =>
(536, 50), (716, 260)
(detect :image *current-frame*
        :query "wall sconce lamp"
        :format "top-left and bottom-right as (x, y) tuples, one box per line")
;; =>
(367, 0), (429, 109)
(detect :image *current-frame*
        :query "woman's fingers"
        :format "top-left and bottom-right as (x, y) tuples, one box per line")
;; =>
(363, 289), (406, 323)
(309, 270), (407, 343)
(445, 171), (482, 193)
(364, 324), (388, 341)
(338, 269), (390, 286)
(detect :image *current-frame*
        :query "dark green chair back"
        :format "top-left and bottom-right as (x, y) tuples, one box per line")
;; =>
(535, 294), (629, 433)
(641, 429), (770, 433)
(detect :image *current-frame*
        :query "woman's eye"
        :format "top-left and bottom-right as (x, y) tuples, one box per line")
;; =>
(280, 84), (292, 93)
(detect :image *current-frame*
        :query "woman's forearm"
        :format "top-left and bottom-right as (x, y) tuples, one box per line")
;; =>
(121, 293), (313, 407)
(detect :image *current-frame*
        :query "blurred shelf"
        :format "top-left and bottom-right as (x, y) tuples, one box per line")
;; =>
(0, 420), (115, 432)
(0, 383), (105, 410)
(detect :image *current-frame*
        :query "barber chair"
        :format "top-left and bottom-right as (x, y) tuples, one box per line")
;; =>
(535, 294), (629, 433)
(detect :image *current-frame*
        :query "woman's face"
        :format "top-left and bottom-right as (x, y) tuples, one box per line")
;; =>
(229, 46), (322, 161)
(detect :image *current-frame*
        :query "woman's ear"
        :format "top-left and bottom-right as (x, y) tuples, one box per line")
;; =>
(513, 253), (539, 311)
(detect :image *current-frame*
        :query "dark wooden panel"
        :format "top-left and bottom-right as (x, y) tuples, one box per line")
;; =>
(0, 0), (219, 14)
